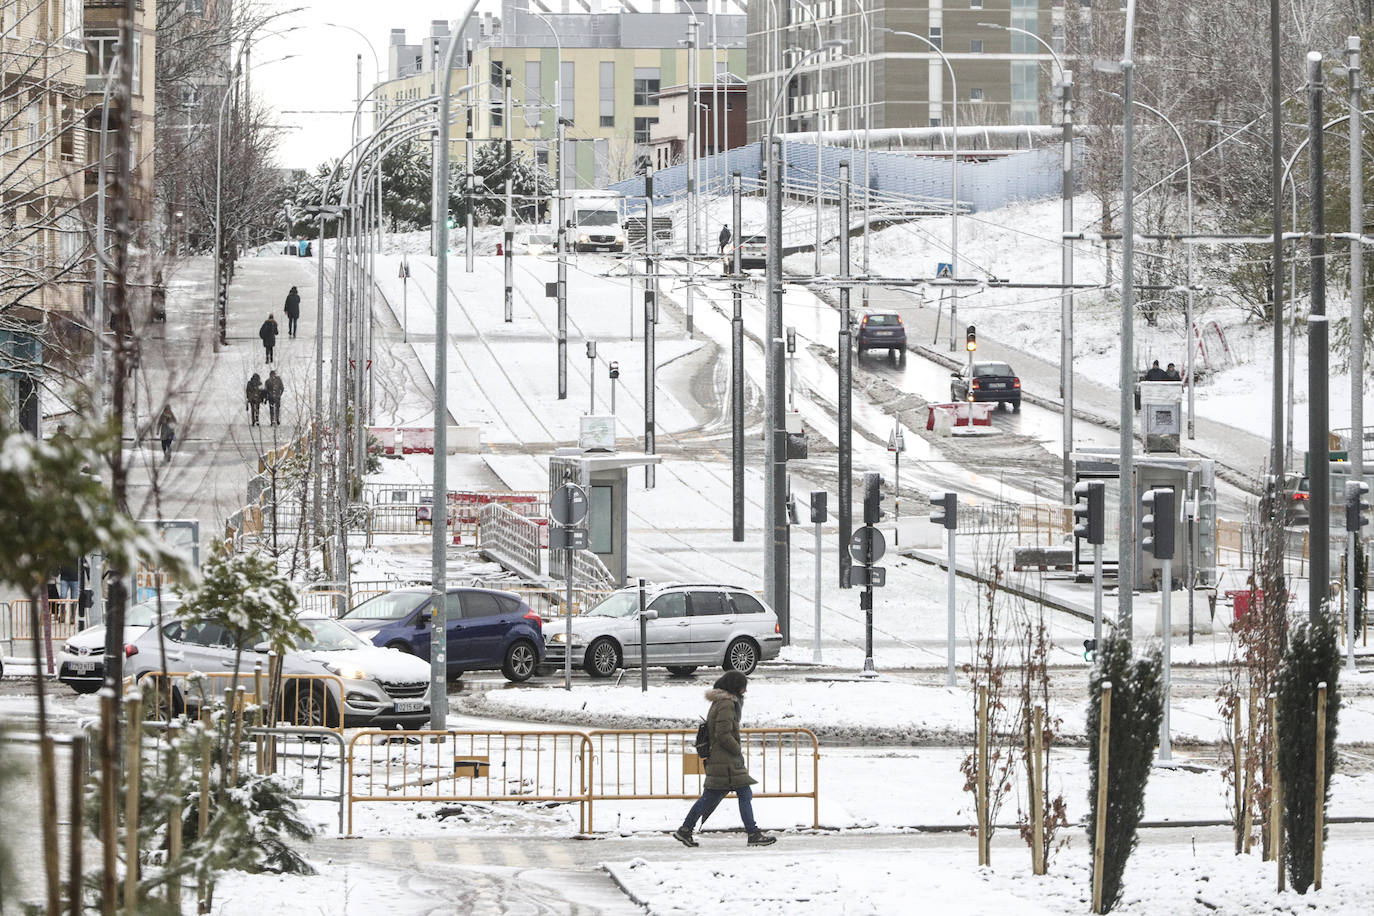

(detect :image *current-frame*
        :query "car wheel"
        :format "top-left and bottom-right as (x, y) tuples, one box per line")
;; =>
(723, 638), (760, 675)
(69, 681), (102, 696)
(139, 675), (182, 720)
(1012, 399), (1021, 412)
(583, 637), (621, 678)
(385, 641), (412, 654)
(501, 640), (538, 683)
(291, 683), (339, 728)
(445, 669), (465, 683)
(666, 666), (698, 677)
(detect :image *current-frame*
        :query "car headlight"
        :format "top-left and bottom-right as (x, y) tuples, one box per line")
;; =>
(577, 233), (590, 244)
(323, 663), (368, 681)
(550, 632), (567, 643)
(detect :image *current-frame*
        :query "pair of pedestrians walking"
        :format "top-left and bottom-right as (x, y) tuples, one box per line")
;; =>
(246, 371), (284, 426)
(258, 288), (302, 362)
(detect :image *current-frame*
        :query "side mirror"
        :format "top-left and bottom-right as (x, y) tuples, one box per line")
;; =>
(950, 371), (961, 378)
(253, 641), (271, 654)
(640, 609), (659, 621)
(417, 611), (432, 624)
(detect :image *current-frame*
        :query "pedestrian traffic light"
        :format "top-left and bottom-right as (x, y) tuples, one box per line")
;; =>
(965, 325), (977, 352)
(446, 215), (457, 230)
(608, 361), (620, 380)
(1346, 480), (1371, 532)
(810, 490), (828, 524)
(1073, 480), (1105, 546)
(1141, 488), (1175, 560)
(863, 473), (883, 525)
(928, 491), (957, 531)
(1082, 638), (1096, 662)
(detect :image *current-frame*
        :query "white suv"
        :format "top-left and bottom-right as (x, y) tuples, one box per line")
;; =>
(544, 583), (782, 678)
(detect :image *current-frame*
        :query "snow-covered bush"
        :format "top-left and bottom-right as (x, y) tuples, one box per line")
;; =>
(1275, 611), (1342, 894)
(1086, 637), (1164, 913)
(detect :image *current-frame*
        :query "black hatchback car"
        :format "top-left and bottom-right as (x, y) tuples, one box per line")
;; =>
(855, 312), (907, 356)
(338, 587), (545, 682)
(951, 361), (1021, 410)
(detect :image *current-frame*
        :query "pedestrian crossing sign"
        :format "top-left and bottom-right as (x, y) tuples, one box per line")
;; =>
(936, 262), (953, 279)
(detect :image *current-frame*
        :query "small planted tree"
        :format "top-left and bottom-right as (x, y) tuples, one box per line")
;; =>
(1087, 636), (1164, 914)
(1275, 611), (1341, 894)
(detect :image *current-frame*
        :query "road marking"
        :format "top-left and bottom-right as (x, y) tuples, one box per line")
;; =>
(411, 841), (436, 864)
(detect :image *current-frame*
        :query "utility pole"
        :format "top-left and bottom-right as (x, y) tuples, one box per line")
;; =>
(1059, 71), (1076, 504)
(685, 19), (698, 337)
(731, 172), (745, 541)
(557, 115), (568, 400)
(1308, 52), (1331, 624)
(765, 136), (790, 636)
(1270, 0), (1286, 481)
(1118, 1), (1140, 637)
(465, 101), (475, 274)
(504, 71), (514, 323)
(838, 162), (854, 588)
(644, 169), (657, 488)
(1348, 37), (1364, 489)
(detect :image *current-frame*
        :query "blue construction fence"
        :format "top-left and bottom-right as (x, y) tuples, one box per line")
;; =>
(610, 139), (1082, 214)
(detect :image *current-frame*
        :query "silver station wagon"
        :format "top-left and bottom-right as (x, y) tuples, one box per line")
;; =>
(544, 583), (783, 678)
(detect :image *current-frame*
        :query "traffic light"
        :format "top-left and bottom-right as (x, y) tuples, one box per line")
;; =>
(810, 490), (828, 524)
(1073, 480), (1105, 545)
(446, 215), (457, 230)
(1347, 480), (1371, 532)
(965, 325), (977, 352)
(1082, 638), (1097, 662)
(863, 473), (883, 525)
(608, 361), (620, 380)
(928, 491), (957, 531)
(1141, 488), (1175, 560)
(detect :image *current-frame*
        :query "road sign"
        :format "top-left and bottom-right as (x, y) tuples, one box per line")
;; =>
(936, 262), (953, 279)
(550, 483), (589, 526)
(399, 259), (410, 279)
(848, 526), (887, 566)
(849, 565), (886, 587)
(549, 527), (588, 550)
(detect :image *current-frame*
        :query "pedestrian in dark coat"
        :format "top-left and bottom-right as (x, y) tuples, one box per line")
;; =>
(673, 670), (775, 848)
(1144, 360), (1166, 381)
(264, 370), (284, 426)
(719, 223), (732, 254)
(246, 372), (264, 426)
(157, 405), (177, 462)
(259, 314), (279, 363)
(283, 287), (301, 338)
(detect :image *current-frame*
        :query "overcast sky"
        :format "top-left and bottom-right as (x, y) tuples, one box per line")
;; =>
(256, 2), (494, 170)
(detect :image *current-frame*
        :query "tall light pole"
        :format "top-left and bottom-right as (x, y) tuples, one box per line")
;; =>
(766, 43), (842, 639)
(1307, 51), (1331, 625)
(981, 22), (1075, 500)
(1347, 37), (1365, 490)
(432, 1), (485, 729)
(1118, 0), (1140, 635)
(530, 9), (567, 399)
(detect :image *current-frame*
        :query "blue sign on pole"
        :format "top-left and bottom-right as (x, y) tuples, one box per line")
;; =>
(936, 262), (954, 279)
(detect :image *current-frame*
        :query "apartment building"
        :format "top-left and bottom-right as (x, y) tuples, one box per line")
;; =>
(746, 0), (1065, 141)
(84, 0), (158, 225)
(375, 1), (746, 189)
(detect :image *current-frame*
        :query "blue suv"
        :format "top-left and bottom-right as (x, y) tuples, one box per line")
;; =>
(338, 588), (544, 683)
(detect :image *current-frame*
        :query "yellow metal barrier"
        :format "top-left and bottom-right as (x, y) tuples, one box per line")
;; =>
(1017, 506), (1070, 546)
(299, 590), (348, 618)
(5, 598), (83, 642)
(584, 727), (820, 832)
(1217, 520), (1245, 566)
(346, 730), (593, 834)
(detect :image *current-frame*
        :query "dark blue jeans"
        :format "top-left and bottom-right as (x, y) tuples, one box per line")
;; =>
(682, 785), (756, 834)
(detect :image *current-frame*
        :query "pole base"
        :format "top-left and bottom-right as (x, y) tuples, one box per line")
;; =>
(858, 658), (878, 678)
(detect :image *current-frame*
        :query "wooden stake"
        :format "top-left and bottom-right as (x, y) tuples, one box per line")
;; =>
(253, 663), (265, 775)
(1232, 703), (1243, 854)
(1315, 682), (1327, 891)
(1092, 681), (1112, 915)
(167, 725), (182, 913)
(976, 684), (989, 867)
(1271, 693), (1284, 893)
(1031, 704), (1045, 876)
(123, 693), (142, 913)
(100, 691), (118, 916)
(68, 733), (85, 916)
(197, 727), (210, 914)
(1242, 687), (1257, 855)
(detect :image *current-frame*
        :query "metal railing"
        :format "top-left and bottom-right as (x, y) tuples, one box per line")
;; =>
(584, 728), (820, 833)
(346, 730), (592, 834)
(248, 726), (348, 834)
(478, 503), (544, 581)
(570, 549), (617, 591)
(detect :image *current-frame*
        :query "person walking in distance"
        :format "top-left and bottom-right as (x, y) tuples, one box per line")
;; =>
(283, 286), (301, 339)
(259, 313), (280, 363)
(157, 404), (177, 462)
(265, 370), (284, 426)
(719, 223), (732, 255)
(245, 372), (264, 426)
(673, 670), (776, 848)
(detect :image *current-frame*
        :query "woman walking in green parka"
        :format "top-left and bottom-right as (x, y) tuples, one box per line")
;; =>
(673, 670), (776, 847)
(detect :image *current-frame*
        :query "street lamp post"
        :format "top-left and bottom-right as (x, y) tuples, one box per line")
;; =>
(530, 10), (568, 400)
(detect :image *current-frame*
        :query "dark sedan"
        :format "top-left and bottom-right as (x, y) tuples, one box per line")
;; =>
(855, 312), (907, 356)
(951, 361), (1021, 410)
(338, 587), (545, 683)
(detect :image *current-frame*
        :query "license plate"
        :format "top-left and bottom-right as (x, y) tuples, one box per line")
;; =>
(394, 699), (425, 713)
(987, 382), (1006, 389)
(71, 661), (97, 674)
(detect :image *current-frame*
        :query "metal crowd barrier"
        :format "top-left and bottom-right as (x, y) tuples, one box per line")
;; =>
(248, 726), (348, 833)
(346, 730), (592, 834)
(343, 726), (821, 835)
(5, 598), (83, 643)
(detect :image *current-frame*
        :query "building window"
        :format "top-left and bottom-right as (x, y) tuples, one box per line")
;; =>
(929, 117), (941, 128)
(62, 0), (83, 51)
(599, 61), (615, 129)
(1052, 25), (1066, 54)
(184, 0), (206, 14)
(561, 61), (575, 126)
(928, 28), (941, 51)
(970, 0), (983, 7)
(490, 61), (504, 127)
(633, 116), (657, 144)
(633, 67), (660, 106)
(970, 88), (984, 101)
(85, 31), (142, 94)
(525, 60), (542, 128)
(970, 39), (983, 53)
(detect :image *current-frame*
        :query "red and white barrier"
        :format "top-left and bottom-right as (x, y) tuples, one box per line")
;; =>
(926, 402), (994, 431)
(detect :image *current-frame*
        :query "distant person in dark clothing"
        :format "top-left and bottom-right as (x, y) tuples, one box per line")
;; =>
(259, 314), (279, 363)
(1145, 360), (1167, 381)
(719, 223), (732, 254)
(246, 372), (264, 426)
(157, 405), (177, 462)
(1165, 363), (1182, 381)
(57, 563), (80, 602)
(284, 287), (301, 338)
(265, 371), (284, 426)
